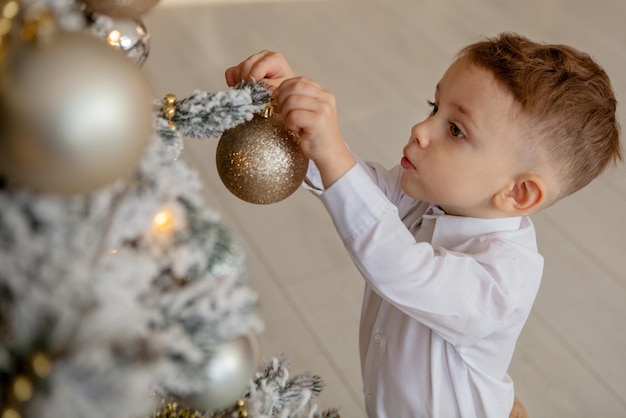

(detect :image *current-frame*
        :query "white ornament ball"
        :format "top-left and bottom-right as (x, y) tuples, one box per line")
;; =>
(184, 333), (261, 412)
(0, 32), (154, 194)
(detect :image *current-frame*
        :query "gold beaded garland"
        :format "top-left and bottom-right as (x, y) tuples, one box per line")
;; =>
(236, 399), (248, 418)
(163, 93), (177, 105)
(151, 398), (248, 418)
(152, 400), (202, 418)
(162, 93), (177, 129)
(216, 107), (308, 204)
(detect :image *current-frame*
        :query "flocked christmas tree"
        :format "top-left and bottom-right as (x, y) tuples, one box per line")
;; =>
(0, 1), (339, 417)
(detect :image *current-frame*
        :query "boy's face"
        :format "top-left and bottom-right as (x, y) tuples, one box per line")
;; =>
(400, 59), (526, 218)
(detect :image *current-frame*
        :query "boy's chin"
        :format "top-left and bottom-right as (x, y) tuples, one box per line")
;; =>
(400, 183), (428, 203)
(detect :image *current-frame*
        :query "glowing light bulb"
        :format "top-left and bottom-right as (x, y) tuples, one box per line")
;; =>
(31, 353), (51, 378)
(107, 29), (121, 46)
(3, 2), (19, 19)
(12, 376), (32, 402)
(152, 209), (174, 233)
(2, 407), (21, 418)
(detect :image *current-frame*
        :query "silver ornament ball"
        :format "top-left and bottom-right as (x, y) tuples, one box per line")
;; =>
(184, 333), (261, 412)
(0, 32), (154, 194)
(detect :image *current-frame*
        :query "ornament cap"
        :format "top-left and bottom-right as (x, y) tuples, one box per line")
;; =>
(261, 104), (273, 118)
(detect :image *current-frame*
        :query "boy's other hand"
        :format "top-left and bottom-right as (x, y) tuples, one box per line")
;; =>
(275, 76), (355, 188)
(225, 49), (295, 89)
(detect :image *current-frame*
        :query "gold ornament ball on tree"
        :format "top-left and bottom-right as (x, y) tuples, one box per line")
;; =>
(0, 32), (154, 194)
(82, 0), (161, 19)
(216, 109), (309, 204)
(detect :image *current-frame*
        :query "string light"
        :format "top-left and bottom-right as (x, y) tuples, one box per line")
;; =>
(12, 376), (32, 402)
(106, 29), (121, 46)
(1, 352), (52, 418)
(150, 204), (187, 244)
(152, 208), (175, 234)
(2, 408), (21, 418)
(106, 28), (136, 49)
(31, 353), (51, 378)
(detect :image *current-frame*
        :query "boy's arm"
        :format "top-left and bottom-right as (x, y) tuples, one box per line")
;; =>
(305, 156), (406, 206)
(318, 164), (541, 346)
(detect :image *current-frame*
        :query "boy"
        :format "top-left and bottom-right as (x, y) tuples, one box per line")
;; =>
(225, 33), (622, 417)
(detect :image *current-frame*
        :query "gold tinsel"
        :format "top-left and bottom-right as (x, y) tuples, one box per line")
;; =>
(152, 398), (248, 418)
(152, 400), (203, 418)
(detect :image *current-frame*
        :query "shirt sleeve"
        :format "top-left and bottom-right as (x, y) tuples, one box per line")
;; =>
(304, 156), (405, 203)
(317, 162), (530, 346)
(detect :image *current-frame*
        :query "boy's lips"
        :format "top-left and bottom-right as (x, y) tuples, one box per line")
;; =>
(401, 154), (416, 170)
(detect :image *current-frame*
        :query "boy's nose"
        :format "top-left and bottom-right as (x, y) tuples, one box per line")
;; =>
(411, 122), (431, 148)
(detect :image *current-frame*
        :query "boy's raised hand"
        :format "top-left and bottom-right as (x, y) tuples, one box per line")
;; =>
(226, 50), (356, 188)
(275, 76), (356, 188)
(225, 50), (295, 88)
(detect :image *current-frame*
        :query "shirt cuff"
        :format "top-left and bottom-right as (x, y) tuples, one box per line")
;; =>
(319, 163), (394, 241)
(303, 160), (324, 195)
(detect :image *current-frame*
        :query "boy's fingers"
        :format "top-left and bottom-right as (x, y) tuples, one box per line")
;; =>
(224, 50), (267, 85)
(225, 50), (295, 89)
(275, 77), (332, 110)
(224, 66), (241, 86)
(275, 77), (318, 101)
(248, 52), (289, 82)
(235, 50), (272, 81)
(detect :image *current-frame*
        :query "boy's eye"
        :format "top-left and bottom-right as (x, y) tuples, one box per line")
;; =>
(427, 99), (466, 139)
(427, 100), (438, 115)
(450, 123), (466, 139)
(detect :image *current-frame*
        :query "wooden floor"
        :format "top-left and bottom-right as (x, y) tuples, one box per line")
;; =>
(143, 1), (626, 416)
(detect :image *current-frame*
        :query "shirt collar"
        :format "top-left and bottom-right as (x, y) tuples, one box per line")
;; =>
(424, 205), (524, 249)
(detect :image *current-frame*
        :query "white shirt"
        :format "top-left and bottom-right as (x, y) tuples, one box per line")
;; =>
(305, 159), (543, 418)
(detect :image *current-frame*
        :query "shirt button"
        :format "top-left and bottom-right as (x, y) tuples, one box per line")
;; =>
(374, 332), (382, 343)
(366, 393), (373, 403)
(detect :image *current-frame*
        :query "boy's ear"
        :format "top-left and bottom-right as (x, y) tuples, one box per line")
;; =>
(493, 174), (547, 215)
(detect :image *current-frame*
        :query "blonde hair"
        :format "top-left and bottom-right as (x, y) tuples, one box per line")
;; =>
(459, 33), (622, 201)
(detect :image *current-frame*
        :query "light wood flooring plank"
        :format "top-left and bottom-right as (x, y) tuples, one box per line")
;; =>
(510, 313), (626, 417)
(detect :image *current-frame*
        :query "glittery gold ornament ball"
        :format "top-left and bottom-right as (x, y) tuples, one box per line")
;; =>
(82, 0), (161, 19)
(216, 111), (308, 204)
